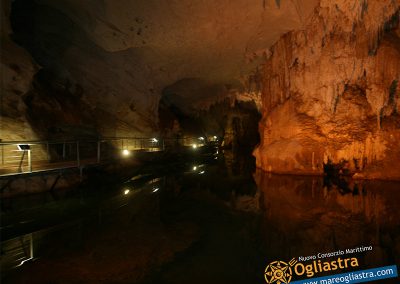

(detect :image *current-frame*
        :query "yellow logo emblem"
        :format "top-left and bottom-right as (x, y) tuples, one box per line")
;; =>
(264, 258), (297, 284)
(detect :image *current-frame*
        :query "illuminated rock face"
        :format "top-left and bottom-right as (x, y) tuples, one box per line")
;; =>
(254, 0), (400, 179)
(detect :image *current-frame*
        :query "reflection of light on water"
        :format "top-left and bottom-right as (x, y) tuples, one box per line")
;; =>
(192, 165), (207, 172)
(152, 187), (159, 193)
(199, 171), (205, 175)
(17, 257), (33, 267)
(124, 189), (130, 195)
(13, 234), (34, 267)
(149, 178), (161, 184)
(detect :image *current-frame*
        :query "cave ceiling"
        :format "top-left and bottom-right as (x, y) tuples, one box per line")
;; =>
(3, 0), (318, 136)
(40, 0), (317, 82)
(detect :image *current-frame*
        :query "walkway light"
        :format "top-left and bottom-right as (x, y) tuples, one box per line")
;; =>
(152, 187), (159, 193)
(213, 136), (217, 139)
(199, 170), (205, 174)
(192, 144), (197, 149)
(124, 189), (130, 195)
(198, 137), (204, 140)
(151, 138), (158, 143)
(122, 149), (130, 156)
(17, 144), (30, 151)
(193, 166), (197, 171)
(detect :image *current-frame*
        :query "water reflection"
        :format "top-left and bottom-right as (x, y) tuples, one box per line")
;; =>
(254, 170), (400, 271)
(1, 153), (399, 283)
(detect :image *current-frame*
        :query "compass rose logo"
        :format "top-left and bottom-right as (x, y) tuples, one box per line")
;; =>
(264, 258), (297, 284)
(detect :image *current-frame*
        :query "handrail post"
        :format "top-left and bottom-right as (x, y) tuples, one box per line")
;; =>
(77, 141), (80, 167)
(29, 233), (34, 259)
(28, 149), (32, 172)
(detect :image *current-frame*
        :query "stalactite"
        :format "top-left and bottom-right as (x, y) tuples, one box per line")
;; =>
(255, 0), (400, 179)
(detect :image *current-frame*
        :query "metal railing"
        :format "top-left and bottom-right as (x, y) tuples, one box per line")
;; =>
(0, 136), (214, 177)
(0, 137), (165, 176)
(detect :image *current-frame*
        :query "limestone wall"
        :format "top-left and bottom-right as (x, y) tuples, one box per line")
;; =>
(254, 0), (400, 179)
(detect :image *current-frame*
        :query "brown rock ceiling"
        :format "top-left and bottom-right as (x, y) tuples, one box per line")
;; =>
(1, 0), (317, 139)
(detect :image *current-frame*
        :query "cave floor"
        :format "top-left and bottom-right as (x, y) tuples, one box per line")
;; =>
(1, 153), (400, 284)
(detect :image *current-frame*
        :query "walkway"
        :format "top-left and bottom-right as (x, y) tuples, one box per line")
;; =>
(0, 136), (210, 177)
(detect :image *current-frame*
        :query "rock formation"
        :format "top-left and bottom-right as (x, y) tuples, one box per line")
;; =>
(158, 77), (261, 149)
(2, 0), (400, 179)
(1, 0), (39, 141)
(254, 0), (400, 179)
(1, 0), (317, 140)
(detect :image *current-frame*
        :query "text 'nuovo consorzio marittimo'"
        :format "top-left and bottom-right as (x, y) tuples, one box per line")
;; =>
(298, 246), (373, 262)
